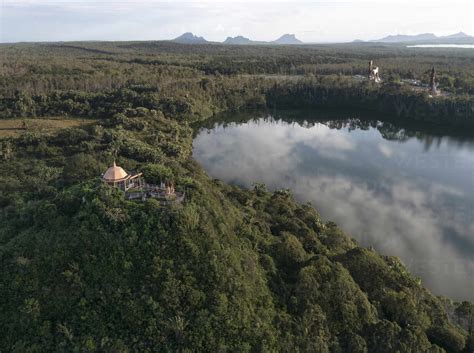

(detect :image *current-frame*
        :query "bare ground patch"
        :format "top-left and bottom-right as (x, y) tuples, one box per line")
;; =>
(0, 117), (98, 138)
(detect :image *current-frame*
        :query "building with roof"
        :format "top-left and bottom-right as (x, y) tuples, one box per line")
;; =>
(102, 161), (143, 191)
(101, 161), (185, 204)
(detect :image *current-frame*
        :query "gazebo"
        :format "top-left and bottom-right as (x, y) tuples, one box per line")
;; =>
(102, 161), (143, 191)
(101, 161), (185, 204)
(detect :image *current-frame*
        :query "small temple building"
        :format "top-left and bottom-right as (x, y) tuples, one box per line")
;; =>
(101, 161), (184, 205)
(102, 161), (143, 191)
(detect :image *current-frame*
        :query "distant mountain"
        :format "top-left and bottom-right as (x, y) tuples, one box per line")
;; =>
(173, 32), (208, 44)
(173, 33), (304, 45)
(442, 31), (470, 39)
(272, 34), (303, 45)
(375, 33), (437, 43)
(223, 36), (255, 45)
(372, 32), (473, 44)
(221, 34), (304, 45)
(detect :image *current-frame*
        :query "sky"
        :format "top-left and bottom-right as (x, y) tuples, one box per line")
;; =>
(1, 0), (473, 43)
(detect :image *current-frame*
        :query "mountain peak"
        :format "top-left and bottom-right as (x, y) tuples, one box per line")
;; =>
(173, 32), (208, 44)
(273, 34), (302, 45)
(443, 31), (470, 39)
(223, 36), (253, 45)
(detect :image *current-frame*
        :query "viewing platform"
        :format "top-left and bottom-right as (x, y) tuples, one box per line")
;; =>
(126, 184), (185, 204)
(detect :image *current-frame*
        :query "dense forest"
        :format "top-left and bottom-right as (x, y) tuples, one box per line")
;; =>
(1, 41), (473, 125)
(0, 41), (473, 352)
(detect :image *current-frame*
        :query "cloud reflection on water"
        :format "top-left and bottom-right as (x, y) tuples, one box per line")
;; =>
(193, 117), (474, 300)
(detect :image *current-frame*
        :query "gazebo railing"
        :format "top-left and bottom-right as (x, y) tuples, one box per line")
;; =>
(125, 184), (185, 204)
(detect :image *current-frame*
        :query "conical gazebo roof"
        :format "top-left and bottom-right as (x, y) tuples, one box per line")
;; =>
(102, 161), (129, 182)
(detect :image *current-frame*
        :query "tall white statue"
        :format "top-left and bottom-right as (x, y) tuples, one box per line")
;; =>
(368, 60), (381, 83)
(429, 66), (439, 95)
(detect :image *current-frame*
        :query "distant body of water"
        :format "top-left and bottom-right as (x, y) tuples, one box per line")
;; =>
(193, 110), (474, 300)
(407, 44), (474, 49)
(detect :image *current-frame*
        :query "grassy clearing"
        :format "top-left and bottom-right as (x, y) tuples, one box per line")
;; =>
(0, 117), (97, 138)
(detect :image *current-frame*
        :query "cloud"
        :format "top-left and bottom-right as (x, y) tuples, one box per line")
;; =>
(378, 143), (393, 158)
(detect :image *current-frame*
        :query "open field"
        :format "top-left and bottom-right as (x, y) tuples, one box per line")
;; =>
(0, 117), (97, 138)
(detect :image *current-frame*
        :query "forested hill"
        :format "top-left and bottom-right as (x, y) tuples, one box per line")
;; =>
(0, 42), (473, 352)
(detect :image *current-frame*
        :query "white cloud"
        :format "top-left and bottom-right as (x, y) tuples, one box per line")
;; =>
(378, 143), (393, 158)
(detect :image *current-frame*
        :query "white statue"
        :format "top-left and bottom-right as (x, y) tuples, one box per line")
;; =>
(429, 66), (439, 95)
(368, 60), (381, 83)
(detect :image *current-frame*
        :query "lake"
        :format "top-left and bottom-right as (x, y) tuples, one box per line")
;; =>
(193, 110), (474, 300)
(407, 44), (474, 49)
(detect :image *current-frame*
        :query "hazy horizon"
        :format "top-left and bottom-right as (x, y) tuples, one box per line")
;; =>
(1, 0), (473, 43)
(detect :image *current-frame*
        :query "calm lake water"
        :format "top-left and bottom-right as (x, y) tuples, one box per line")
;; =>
(407, 44), (474, 49)
(193, 110), (474, 300)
